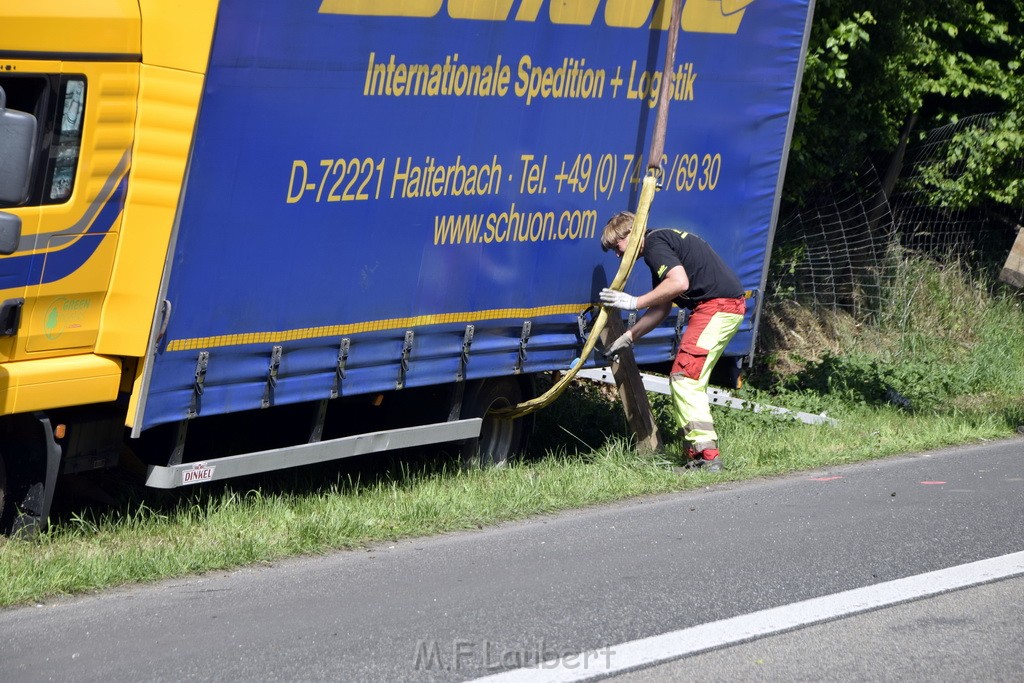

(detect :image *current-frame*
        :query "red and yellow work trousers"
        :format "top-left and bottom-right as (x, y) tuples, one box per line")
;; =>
(670, 297), (746, 452)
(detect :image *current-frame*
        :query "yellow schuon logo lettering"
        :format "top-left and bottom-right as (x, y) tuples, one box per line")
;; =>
(681, 0), (754, 34)
(320, 0), (752, 34)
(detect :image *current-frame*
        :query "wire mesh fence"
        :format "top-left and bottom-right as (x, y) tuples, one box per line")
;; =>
(771, 113), (1024, 326)
(772, 160), (897, 321)
(893, 113), (1021, 267)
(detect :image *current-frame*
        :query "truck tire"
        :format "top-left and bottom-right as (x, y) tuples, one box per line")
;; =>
(460, 377), (531, 468)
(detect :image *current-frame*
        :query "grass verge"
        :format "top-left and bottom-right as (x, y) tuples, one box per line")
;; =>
(2, 256), (1023, 608)
(1, 392), (1019, 609)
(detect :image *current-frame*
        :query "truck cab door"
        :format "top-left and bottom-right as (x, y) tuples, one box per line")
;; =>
(0, 68), (48, 362)
(4, 65), (135, 357)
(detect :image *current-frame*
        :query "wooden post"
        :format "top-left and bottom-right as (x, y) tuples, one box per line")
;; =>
(592, 0), (677, 454)
(999, 227), (1024, 288)
(599, 313), (663, 452)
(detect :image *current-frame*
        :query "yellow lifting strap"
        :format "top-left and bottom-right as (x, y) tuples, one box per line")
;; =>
(492, 0), (683, 420)
(491, 174), (658, 419)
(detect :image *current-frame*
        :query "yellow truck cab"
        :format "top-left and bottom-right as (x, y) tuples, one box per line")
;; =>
(0, 2), (217, 531)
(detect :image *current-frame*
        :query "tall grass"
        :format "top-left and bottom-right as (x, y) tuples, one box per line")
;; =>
(764, 252), (1024, 412)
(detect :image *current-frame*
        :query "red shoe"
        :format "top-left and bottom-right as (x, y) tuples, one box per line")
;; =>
(684, 447), (722, 472)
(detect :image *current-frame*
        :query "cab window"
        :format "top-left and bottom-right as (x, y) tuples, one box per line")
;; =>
(47, 77), (85, 202)
(0, 74), (86, 208)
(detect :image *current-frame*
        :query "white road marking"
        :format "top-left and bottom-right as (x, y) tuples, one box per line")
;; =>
(469, 551), (1024, 682)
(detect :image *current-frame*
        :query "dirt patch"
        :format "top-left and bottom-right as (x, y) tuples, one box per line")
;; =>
(754, 299), (890, 380)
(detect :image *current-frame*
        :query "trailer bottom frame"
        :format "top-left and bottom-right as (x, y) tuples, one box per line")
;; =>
(145, 417), (482, 489)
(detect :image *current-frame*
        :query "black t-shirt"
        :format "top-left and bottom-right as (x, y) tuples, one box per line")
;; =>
(642, 228), (743, 309)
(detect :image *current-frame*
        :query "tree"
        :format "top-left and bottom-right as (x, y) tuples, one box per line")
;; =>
(785, 0), (1024, 213)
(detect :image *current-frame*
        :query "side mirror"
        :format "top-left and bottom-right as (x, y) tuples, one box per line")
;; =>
(0, 212), (20, 255)
(0, 86), (37, 205)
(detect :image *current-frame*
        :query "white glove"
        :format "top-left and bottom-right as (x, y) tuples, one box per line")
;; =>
(599, 288), (638, 310)
(606, 331), (633, 356)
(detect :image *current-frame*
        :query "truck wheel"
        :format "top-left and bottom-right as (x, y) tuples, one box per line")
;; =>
(460, 377), (530, 468)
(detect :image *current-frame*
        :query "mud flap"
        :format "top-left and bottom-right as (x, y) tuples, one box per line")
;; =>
(4, 414), (62, 536)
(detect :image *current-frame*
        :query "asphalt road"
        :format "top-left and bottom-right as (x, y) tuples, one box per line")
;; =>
(2, 437), (1022, 682)
(612, 574), (1024, 682)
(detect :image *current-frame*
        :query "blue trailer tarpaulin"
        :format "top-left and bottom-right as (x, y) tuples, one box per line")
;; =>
(140, 0), (814, 430)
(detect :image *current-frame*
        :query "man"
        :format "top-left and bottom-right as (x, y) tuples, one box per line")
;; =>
(598, 211), (745, 471)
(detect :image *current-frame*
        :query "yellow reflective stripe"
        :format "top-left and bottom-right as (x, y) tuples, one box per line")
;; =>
(166, 303), (587, 351)
(695, 311), (743, 352)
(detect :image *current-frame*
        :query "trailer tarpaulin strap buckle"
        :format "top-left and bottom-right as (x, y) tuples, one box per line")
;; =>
(457, 325), (474, 382)
(331, 337), (350, 399)
(262, 345), (283, 408)
(673, 308), (689, 350)
(577, 305), (597, 343)
(188, 351), (209, 419)
(515, 321), (531, 375)
(397, 330), (414, 389)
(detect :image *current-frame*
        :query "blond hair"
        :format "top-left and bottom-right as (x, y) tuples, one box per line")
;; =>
(600, 211), (635, 252)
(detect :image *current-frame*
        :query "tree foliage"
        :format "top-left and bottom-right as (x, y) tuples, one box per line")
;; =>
(786, 0), (1024, 212)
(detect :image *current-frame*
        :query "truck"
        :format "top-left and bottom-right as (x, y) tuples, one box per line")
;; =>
(0, 0), (815, 532)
